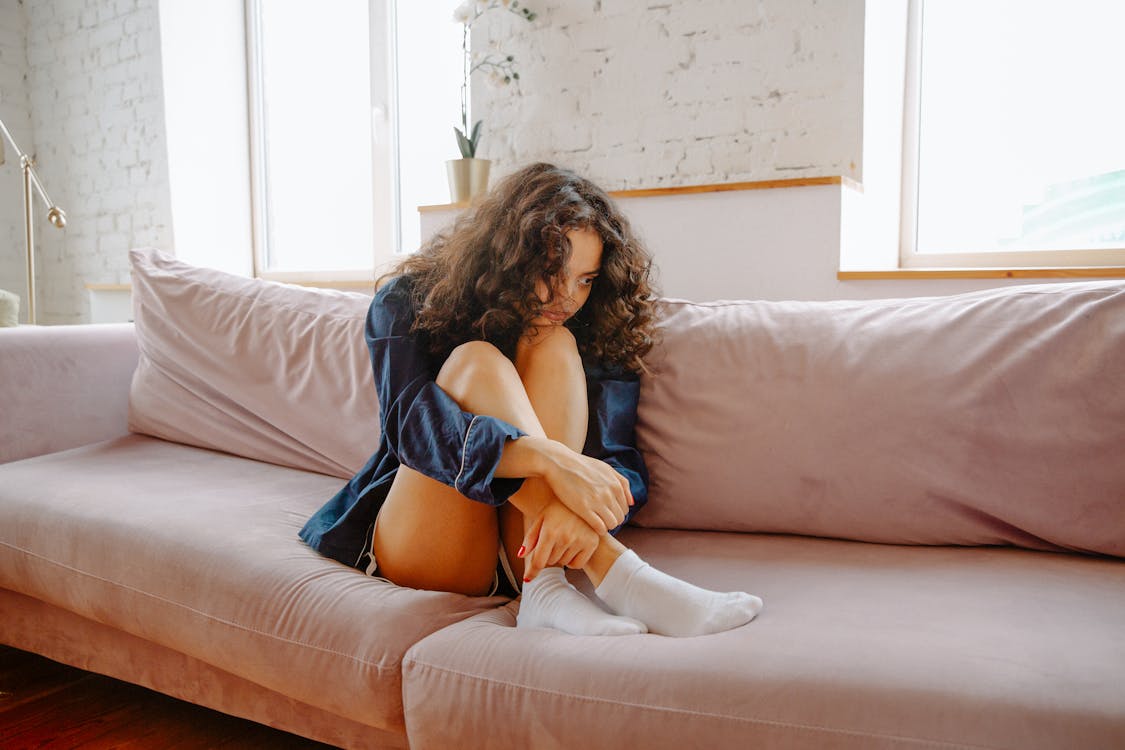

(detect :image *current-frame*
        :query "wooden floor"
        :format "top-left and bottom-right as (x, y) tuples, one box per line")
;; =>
(0, 645), (339, 749)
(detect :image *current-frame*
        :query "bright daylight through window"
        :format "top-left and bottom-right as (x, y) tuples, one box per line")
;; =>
(248, 1), (395, 279)
(247, 2), (465, 279)
(907, 0), (1125, 266)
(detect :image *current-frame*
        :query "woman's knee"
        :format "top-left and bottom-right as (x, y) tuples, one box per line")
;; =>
(436, 340), (516, 396)
(516, 325), (581, 375)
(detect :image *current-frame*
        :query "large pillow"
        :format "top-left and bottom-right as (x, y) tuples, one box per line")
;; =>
(635, 280), (1125, 557)
(129, 247), (379, 478)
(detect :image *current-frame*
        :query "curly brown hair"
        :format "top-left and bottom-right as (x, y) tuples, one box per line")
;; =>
(381, 162), (658, 374)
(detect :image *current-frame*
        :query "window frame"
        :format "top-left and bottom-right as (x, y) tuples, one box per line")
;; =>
(898, 0), (1125, 270)
(243, 0), (399, 283)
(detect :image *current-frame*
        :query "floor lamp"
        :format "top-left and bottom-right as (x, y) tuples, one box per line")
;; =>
(0, 116), (67, 325)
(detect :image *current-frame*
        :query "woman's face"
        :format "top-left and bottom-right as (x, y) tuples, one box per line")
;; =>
(532, 226), (603, 327)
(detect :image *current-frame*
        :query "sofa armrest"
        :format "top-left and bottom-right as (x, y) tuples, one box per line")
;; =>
(0, 323), (139, 464)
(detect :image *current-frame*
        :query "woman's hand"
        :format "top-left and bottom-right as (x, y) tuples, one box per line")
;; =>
(539, 441), (633, 534)
(519, 500), (601, 582)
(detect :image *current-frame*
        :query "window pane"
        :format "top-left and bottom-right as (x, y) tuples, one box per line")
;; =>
(396, 2), (466, 256)
(916, 0), (1125, 254)
(258, 2), (375, 272)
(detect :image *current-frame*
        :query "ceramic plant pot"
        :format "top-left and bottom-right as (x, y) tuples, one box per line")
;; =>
(445, 157), (491, 203)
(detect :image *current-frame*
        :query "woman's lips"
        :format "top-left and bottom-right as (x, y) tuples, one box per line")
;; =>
(541, 309), (569, 322)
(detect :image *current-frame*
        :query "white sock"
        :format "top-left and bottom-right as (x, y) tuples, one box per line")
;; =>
(517, 567), (648, 636)
(594, 550), (763, 637)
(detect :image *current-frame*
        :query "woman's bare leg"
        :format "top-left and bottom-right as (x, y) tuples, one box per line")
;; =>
(499, 324), (622, 583)
(491, 327), (646, 635)
(508, 327), (764, 637)
(374, 328), (760, 635)
(371, 340), (548, 597)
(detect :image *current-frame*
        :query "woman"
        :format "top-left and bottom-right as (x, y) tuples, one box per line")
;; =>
(300, 163), (762, 636)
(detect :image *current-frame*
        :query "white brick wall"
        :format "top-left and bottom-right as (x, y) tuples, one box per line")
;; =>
(16, 0), (172, 324)
(4, 0), (869, 321)
(0, 0), (34, 310)
(472, 0), (864, 190)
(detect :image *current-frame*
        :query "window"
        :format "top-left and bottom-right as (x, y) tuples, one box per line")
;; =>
(395, 3), (465, 261)
(246, 0), (397, 281)
(901, 0), (1125, 268)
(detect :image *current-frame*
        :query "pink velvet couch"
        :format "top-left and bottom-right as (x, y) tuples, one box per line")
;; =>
(1, 248), (1123, 749)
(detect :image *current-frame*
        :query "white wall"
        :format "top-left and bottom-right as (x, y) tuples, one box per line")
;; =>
(473, 0), (865, 189)
(14, 0), (173, 325)
(0, 0), (34, 312)
(459, 0), (1108, 303)
(421, 186), (1093, 304)
(9, 1), (1113, 322)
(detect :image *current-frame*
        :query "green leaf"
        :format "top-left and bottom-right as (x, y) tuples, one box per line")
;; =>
(454, 126), (473, 158)
(469, 119), (483, 150)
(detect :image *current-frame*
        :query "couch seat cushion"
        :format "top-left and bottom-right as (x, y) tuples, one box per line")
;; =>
(0, 435), (507, 731)
(402, 528), (1125, 750)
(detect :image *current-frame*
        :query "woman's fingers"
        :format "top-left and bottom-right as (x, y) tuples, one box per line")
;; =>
(521, 514), (542, 555)
(597, 505), (619, 532)
(599, 466), (630, 523)
(566, 545), (595, 570)
(619, 473), (634, 507)
(600, 483), (627, 527)
(519, 515), (543, 580)
(524, 537), (555, 582)
(520, 501), (603, 578)
(546, 450), (635, 531)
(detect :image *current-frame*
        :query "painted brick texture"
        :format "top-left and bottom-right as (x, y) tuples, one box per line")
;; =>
(13, 0), (171, 324)
(3, 0), (865, 322)
(471, 0), (864, 190)
(0, 0), (34, 306)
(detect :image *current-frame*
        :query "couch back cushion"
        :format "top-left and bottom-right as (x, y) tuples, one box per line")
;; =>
(129, 247), (379, 478)
(634, 281), (1125, 557)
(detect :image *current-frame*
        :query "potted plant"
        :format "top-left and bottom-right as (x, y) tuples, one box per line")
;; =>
(447, 0), (536, 203)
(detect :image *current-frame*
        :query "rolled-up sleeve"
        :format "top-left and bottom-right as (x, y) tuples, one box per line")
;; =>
(584, 371), (650, 532)
(368, 278), (527, 506)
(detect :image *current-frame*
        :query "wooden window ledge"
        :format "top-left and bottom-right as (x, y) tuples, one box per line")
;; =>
(838, 267), (1125, 280)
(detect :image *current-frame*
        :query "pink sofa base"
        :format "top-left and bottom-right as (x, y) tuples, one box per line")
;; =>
(404, 528), (1125, 750)
(0, 589), (406, 749)
(4, 274), (1124, 749)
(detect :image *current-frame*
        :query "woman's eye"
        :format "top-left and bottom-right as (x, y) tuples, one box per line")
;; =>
(581, 276), (597, 286)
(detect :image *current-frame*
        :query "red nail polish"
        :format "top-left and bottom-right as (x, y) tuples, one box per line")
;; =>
(517, 545), (526, 558)
(523, 577), (531, 583)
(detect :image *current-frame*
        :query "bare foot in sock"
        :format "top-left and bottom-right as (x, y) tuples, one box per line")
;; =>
(517, 567), (648, 636)
(594, 550), (762, 636)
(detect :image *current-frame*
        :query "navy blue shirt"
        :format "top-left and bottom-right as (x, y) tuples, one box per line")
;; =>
(299, 275), (649, 571)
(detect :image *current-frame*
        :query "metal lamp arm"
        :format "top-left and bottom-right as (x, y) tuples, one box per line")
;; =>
(0, 117), (59, 212)
(0, 114), (23, 164)
(23, 157), (59, 215)
(1, 114), (66, 324)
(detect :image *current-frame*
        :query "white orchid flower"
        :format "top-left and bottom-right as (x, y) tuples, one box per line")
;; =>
(452, 1), (474, 24)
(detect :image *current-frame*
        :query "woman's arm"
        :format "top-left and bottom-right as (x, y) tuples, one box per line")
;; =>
(370, 278), (644, 525)
(369, 278), (527, 505)
(494, 434), (632, 533)
(499, 367), (651, 581)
